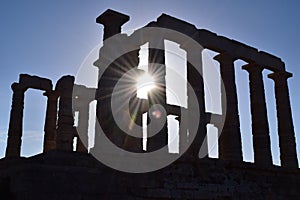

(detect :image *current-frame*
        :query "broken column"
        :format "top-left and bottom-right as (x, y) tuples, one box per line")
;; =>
(243, 63), (272, 166)
(268, 71), (298, 168)
(214, 53), (243, 162)
(5, 83), (27, 158)
(43, 90), (59, 152)
(55, 76), (75, 151)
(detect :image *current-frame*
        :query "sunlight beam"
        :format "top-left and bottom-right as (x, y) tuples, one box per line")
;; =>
(136, 73), (156, 99)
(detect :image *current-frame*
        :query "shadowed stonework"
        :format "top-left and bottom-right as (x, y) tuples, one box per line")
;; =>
(0, 9), (299, 199)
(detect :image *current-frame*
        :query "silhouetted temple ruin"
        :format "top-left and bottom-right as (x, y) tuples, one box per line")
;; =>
(1, 9), (299, 199)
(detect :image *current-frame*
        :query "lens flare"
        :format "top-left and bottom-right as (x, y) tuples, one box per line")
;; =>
(136, 73), (155, 99)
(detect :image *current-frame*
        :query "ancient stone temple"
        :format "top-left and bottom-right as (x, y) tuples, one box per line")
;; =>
(0, 9), (299, 200)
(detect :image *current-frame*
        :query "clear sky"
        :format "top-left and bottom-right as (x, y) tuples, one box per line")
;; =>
(0, 1), (299, 165)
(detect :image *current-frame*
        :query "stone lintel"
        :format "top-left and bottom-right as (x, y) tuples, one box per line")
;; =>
(19, 74), (52, 91)
(165, 104), (182, 116)
(73, 85), (96, 101)
(127, 13), (284, 73)
(155, 13), (198, 38)
(205, 113), (224, 128)
(196, 29), (284, 71)
(179, 39), (204, 54)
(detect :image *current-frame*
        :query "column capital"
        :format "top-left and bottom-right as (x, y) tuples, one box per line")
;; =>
(43, 90), (59, 100)
(11, 82), (27, 92)
(268, 71), (293, 81)
(96, 9), (129, 40)
(96, 9), (129, 26)
(242, 63), (264, 73)
(213, 52), (237, 63)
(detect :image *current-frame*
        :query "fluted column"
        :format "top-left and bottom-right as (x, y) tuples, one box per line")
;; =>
(243, 63), (272, 166)
(214, 53), (243, 162)
(56, 76), (75, 151)
(146, 39), (168, 152)
(120, 97), (142, 152)
(176, 110), (188, 154)
(5, 83), (27, 158)
(43, 90), (59, 152)
(94, 48), (143, 152)
(120, 51), (143, 152)
(94, 9), (129, 151)
(76, 103), (90, 153)
(180, 43), (207, 159)
(268, 71), (298, 168)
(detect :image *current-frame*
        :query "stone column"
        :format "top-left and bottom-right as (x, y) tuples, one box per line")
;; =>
(268, 71), (298, 168)
(5, 83), (26, 158)
(76, 103), (90, 153)
(96, 9), (129, 40)
(120, 50), (143, 152)
(243, 63), (272, 166)
(94, 9), (139, 153)
(43, 90), (59, 152)
(214, 53), (243, 162)
(126, 93), (143, 152)
(147, 39), (168, 152)
(56, 76), (75, 151)
(176, 110), (189, 154)
(94, 48), (143, 152)
(180, 43), (207, 160)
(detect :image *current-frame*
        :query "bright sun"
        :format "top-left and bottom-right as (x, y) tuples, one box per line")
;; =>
(136, 73), (156, 99)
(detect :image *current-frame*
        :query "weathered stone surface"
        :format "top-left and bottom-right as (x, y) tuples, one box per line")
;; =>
(55, 76), (75, 151)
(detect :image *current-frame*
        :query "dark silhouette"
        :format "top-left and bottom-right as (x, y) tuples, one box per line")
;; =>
(0, 9), (299, 199)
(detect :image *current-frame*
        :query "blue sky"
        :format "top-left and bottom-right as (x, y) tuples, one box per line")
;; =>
(0, 1), (299, 165)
